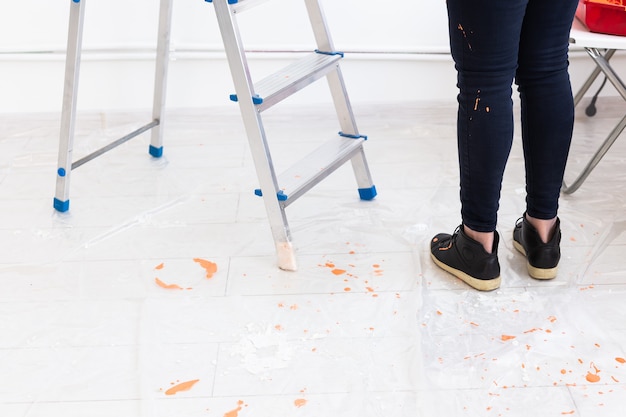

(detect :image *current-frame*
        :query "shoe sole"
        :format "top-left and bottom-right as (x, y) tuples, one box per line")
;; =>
(430, 253), (501, 291)
(513, 240), (558, 280)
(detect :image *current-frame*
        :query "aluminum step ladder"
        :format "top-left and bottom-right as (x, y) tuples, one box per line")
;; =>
(53, 0), (173, 212)
(207, 0), (377, 271)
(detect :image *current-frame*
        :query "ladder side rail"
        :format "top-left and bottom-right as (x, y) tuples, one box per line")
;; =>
(303, 0), (334, 52)
(54, 0), (86, 212)
(304, 0), (374, 195)
(149, 0), (174, 158)
(303, 0), (359, 135)
(212, 0), (296, 268)
(329, 64), (376, 193)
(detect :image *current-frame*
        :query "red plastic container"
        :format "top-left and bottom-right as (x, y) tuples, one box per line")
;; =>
(580, 0), (626, 36)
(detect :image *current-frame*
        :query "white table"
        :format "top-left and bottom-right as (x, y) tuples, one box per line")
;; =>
(564, 17), (626, 193)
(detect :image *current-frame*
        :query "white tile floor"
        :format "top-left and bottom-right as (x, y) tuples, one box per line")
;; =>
(1, 97), (625, 417)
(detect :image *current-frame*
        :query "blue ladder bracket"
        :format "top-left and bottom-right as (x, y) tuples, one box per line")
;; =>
(315, 49), (344, 58)
(149, 145), (164, 158)
(53, 198), (70, 212)
(230, 94), (264, 105)
(254, 189), (288, 201)
(205, 0), (239, 4)
(358, 185), (377, 201)
(339, 131), (368, 140)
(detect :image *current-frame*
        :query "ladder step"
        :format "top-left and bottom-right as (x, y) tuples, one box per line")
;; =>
(257, 135), (367, 207)
(232, 51), (343, 112)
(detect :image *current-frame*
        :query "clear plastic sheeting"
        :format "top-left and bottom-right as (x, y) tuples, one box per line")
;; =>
(0, 100), (625, 416)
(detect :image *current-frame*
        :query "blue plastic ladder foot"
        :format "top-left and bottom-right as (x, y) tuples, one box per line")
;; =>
(149, 145), (163, 157)
(358, 185), (377, 201)
(53, 198), (70, 212)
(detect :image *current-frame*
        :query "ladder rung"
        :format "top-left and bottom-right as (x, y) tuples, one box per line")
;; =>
(271, 135), (367, 207)
(252, 52), (343, 112)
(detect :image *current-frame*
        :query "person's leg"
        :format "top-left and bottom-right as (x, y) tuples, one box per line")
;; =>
(516, 0), (578, 240)
(512, 0), (577, 279)
(431, 0), (528, 290)
(448, 0), (528, 237)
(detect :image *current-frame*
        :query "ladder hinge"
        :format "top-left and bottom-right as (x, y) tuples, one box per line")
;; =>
(205, 0), (239, 4)
(315, 49), (344, 58)
(338, 131), (367, 140)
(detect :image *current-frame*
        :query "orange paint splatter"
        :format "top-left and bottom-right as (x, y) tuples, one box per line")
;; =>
(294, 398), (307, 408)
(332, 269), (346, 275)
(366, 287), (375, 292)
(501, 335), (516, 341)
(344, 287), (351, 292)
(586, 362), (601, 383)
(193, 258), (217, 278)
(224, 400), (245, 417)
(325, 262), (335, 268)
(436, 310), (443, 316)
(164, 379), (199, 395)
(524, 327), (541, 334)
(155, 263), (165, 270)
(561, 411), (575, 415)
(616, 357), (625, 364)
(611, 376), (620, 382)
(155, 277), (183, 290)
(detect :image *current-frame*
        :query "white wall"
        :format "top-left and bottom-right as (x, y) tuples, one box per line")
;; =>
(0, 0), (621, 113)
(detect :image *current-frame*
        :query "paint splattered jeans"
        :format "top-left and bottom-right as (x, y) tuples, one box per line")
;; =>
(446, 0), (579, 232)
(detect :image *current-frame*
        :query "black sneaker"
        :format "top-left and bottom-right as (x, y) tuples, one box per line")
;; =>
(430, 225), (501, 291)
(513, 215), (561, 280)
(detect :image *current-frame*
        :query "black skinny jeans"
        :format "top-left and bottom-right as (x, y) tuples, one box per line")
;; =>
(447, 0), (579, 232)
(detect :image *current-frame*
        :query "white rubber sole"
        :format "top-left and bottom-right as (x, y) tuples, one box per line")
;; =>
(431, 253), (501, 291)
(513, 240), (557, 280)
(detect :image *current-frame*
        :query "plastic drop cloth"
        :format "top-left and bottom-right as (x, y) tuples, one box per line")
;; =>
(0, 101), (625, 417)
